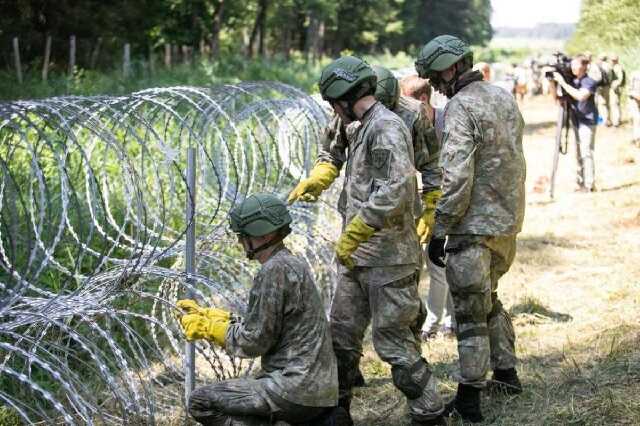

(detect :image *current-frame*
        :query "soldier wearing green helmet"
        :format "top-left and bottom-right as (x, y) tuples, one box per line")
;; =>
(289, 56), (446, 426)
(177, 193), (339, 425)
(415, 35), (526, 423)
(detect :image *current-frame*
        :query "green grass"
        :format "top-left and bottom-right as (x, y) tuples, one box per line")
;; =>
(0, 53), (329, 101)
(0, 48), (538, 102)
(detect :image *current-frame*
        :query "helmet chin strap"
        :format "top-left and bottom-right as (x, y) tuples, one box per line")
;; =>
(244, 234), (284, 260)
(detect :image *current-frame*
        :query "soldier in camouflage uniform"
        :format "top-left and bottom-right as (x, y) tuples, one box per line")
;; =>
(416, 35), (526, 423)
(178, 193), (338, 426)
(610, 55), (626, 127)
(288, 56), (446, 426)
(628, 70), (640, 146)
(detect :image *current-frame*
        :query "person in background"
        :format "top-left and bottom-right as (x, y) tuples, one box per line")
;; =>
(594, 54), (613, 126)
(553, 55), (599, 192)
(473, 62), (492, 82)
(628, 69), (640, 146)
(610, 54), (626, 127)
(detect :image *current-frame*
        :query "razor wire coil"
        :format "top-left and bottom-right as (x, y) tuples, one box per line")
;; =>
(0, 82), (341, 425)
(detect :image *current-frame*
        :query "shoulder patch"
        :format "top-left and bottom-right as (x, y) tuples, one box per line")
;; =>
(371, 148), (391, 178)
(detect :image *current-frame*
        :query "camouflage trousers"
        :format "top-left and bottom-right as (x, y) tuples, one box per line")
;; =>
(445, 235), (518, 388)
(330, 265), (444, 421)
(188, 378), (327, 426)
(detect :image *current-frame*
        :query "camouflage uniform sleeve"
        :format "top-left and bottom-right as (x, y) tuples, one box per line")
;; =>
(224, 265), (284, 358)
(359, 120), (417, 229)
(316, 114), (348, 169)
(433, 101), (477, 237)
(416, 104), (442, 193)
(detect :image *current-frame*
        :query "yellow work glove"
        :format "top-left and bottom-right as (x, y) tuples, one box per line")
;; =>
(335, 216), (376, 269)
(287, 162), (339, 204)
(180, 314), (229, 347)
(416, 189), (442, 244)
(176, 299), (231, 321)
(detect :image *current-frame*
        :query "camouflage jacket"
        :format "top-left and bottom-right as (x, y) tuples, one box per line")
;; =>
(611, 63), (626, 91)
(393, 96), (442, 192)
(433, 80), (526, 237)
(225, 246), (338, 407)
(318, 102), (421, 266)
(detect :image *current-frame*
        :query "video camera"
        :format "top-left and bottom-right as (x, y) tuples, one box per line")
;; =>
(543, 52), (573, 81)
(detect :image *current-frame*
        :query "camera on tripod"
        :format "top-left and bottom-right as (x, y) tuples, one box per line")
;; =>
(543, 52), (573, 83)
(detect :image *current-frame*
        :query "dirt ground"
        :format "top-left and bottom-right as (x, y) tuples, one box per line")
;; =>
(352, 95), (640, 425)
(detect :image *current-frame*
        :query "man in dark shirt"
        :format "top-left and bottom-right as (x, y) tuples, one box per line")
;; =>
(553, 55), (599, 192)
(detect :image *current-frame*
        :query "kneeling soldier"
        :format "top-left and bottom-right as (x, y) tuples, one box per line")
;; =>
(178, 193), (338, 425)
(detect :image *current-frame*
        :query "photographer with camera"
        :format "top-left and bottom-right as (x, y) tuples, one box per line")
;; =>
(551, 55), (599, 192)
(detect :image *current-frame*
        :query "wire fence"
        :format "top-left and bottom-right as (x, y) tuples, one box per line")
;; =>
(0, 82), (342, 424)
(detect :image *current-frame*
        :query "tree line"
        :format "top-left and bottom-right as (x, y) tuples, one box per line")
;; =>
(0, 0), (492, 75)
(568, 0), (640, 67)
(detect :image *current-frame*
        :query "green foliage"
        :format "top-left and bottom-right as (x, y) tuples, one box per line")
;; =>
(567, 0), (640, 70)
(0, 406), (22, 426)
(0, 50), (416, 100)
(1, 0), (493, 73)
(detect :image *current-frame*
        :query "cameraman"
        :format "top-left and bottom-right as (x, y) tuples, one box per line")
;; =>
(552, 55), (599, 192)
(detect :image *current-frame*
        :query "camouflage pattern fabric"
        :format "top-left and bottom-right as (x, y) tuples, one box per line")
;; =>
(318, 102), (421, 267)
(393, 95), (442, 193)
(330, 265), (445, 421)
(445, 235), (518, 387)
(433, 79), (526, 238)
(188, 378), (328, 425)
(611, 62), (626, 126)
(219, 246), (337, 409)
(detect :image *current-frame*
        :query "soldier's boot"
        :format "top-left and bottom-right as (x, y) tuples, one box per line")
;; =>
(306, 406), (340, 426)
(411, 415), (447, 426)
(444, 383), (483, 423)
(487, 368), (522, 395)
(333, 397), (353, 426)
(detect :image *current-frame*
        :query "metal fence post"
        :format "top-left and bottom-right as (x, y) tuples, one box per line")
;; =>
(184, 147), (197, 404)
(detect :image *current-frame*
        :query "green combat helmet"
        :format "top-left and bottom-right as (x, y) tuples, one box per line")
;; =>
(319, 56), (377, 102)
(372, 65), (400, 110)
(229, 193), (292, 237)
(414, 34), (473, 79)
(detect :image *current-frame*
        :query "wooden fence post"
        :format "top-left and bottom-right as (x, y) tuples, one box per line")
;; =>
(42, 35), (52, 81)
(13, 37), (23, 84)
(69, 35), (76, 75)
(123, 43), (131, 78)
(90, 37), (102, 69)
(182, 45), (190, 65)
(149, 45), (155, 75)
(172, 44), (179, 65)
(164, 43), (171, 68)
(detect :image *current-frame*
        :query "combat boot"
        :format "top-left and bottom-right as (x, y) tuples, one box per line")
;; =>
(487, 368), (522, 395)
(333, 398), (353, 426)
(411, 415), (447, 425)
(444, 383), (483, 423)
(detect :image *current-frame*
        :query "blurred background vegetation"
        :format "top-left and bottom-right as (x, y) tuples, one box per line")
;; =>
(0, 0), (638, 100)
(0, 0), (493, 99)
(566, 0), (640, 71)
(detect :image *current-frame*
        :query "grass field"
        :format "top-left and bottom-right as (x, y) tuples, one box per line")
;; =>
(351, 95), (640, 425)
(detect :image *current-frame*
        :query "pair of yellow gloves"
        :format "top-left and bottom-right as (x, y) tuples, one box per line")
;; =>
(287, 162), (374, 269)
(288, 162), (441, 267)
(177, 299), (231, 347)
